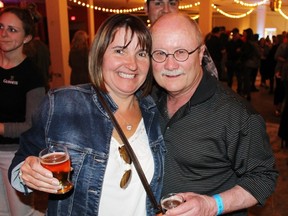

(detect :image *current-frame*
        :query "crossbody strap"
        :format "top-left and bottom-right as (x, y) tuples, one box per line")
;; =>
(93, 86), (163, 214)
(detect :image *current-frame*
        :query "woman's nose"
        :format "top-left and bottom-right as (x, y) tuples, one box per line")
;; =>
(126, 56), (137, 71)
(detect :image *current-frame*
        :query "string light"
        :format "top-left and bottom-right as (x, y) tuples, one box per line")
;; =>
(67, 0), (275, 19)
(276, 0), (288, 20)
(233, 0), (268, 7)
(211, 3), (254, 18)
(69, 0), (144, 13)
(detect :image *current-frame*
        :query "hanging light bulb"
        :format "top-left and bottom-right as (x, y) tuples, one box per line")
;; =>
(0, 1), (4, 8)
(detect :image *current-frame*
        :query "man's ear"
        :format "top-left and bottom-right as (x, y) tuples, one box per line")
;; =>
(199, 45), (205, 65)
(24, 35), (32, 44)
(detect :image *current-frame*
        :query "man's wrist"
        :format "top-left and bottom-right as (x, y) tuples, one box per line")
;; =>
(213, 194), (224, 215)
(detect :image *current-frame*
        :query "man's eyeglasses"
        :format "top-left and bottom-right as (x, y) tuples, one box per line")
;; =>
(150, 0), (179, 7)
(119, 145), (132, 188)
(151, 44), (202, 63)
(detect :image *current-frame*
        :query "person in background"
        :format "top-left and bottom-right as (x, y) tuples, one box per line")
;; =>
(150, 13), (278, 216)
(8, 14), (165, 216)
(206, 26), (226, 81)
(24, 2), (51, 92)
(145, 0), (218, 79)
(265, 34), (281, 95)
(275, 33), (288, 146)
(258, 37), (270, 89)
(240, 28), (261, 101)
(69, 30), (90, 85)
(225, 28), (243, 93)
(0, 6), (45, 216)
(24, 36), (51, 91)
(274, 33), (288, 117)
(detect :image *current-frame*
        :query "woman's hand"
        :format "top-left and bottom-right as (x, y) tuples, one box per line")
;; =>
(20, 156), (61, 193)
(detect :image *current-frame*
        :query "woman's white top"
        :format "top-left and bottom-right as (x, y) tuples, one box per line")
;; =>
(98, 119), (154, 216)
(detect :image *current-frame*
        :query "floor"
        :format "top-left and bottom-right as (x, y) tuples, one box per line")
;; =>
(228, 76), (288, 216)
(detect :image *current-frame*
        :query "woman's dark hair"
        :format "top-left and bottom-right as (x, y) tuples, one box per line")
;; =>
(89, 14), (153, 97)
(0, 6), (35, 37)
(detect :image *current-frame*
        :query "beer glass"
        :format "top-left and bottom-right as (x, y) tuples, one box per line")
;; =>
(161, 193), (184, 212)
(39, 144), (73, 194)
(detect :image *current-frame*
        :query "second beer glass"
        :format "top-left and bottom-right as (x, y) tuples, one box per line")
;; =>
(39, 144), (73, 194)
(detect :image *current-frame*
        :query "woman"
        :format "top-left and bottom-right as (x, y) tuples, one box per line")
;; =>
(0, 7), (45, 216)
(69, 30), (90, 85)
(9, 14), (165, 216)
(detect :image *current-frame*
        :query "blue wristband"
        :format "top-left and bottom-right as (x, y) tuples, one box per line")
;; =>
(213, 194), (224, 215)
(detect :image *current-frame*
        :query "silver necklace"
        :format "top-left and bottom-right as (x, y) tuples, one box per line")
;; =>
(117, 113), (132, 131)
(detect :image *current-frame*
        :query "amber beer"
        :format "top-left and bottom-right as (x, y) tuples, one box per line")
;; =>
(39, 145), (73, 194)
(161, 193), (184, 211)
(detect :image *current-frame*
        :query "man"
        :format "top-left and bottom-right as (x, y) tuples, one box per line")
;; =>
(225, 28), (243, 93)
(150, 13), (278, 216)
(206, 26), (226, 81)
(145, 0), (179, 25)
(145, 0), (218, 79)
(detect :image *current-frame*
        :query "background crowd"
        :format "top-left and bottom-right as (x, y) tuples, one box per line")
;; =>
(205, 26), (288, 145)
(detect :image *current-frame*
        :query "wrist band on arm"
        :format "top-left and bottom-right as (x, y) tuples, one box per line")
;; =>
(213, 194), (224, 215)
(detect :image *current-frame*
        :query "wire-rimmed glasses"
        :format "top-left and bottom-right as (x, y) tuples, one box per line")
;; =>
(151, 44), (202, 63)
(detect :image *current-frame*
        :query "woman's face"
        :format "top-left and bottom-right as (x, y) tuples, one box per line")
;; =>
(102, 27), (150, 97)
(0, 12), (31, 53)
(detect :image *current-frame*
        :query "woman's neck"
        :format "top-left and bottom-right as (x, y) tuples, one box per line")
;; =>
(0, 51), (26, 69)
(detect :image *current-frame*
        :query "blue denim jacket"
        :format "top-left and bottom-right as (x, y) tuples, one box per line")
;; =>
(10, 84), (165, 216)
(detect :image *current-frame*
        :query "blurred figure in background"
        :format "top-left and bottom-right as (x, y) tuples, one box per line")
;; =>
(258, 37), (270, 89)
(206, 26), (225, 80)
(274, 33), (288, 116)
(275, 33), (288, 145)
(265, 35), (281, 95)
(69, 30), (90, 85)
(240, 28), (260, 101)
(0, 6), (45, 216)
(24, 36), (51, 91)
(24, 2), (51, 92)
(225, 28), (243, 93)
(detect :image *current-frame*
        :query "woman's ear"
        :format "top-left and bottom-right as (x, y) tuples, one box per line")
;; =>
(24, 35), (32, 44)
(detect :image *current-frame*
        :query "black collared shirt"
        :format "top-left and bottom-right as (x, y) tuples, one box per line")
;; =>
(152, 71), (278, 216)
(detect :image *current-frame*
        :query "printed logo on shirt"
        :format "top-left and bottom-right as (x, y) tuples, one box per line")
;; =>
(2, 76), (18, 85)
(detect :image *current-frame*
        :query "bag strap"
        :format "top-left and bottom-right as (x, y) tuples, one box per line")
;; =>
(93, 86), (163, 214)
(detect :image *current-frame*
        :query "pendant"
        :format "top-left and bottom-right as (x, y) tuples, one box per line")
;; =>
(126, 125), (132, 131)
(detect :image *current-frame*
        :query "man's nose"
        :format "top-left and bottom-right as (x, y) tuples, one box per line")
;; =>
(162, 3), (171, 13)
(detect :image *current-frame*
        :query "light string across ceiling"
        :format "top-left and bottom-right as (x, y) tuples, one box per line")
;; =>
(68, 0), (288, 20)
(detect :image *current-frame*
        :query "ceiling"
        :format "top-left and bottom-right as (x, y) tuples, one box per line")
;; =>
(3, 0), (288, 16)
(66, 0), (288, 15)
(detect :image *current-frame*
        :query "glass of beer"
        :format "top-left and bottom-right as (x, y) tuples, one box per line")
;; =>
(161, 193), (184, 212)
(39, 144), (73, 194)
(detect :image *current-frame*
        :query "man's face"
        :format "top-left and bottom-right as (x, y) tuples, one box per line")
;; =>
(145, 0), (179, 24)
(150, 14), (204, 97)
